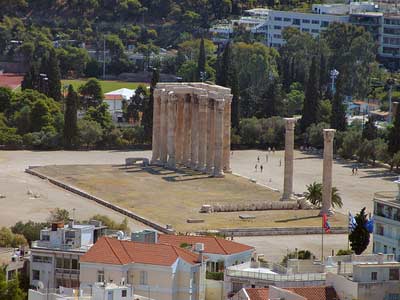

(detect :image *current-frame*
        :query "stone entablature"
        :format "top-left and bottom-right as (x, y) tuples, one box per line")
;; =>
(151, 83), (233, 177)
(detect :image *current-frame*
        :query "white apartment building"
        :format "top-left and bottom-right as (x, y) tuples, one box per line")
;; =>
(373, 180), (400, 260)
(104, 88), (136, 123)
(30, 220), (106, 289)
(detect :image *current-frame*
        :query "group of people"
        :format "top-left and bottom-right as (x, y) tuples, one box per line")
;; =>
(254, 148), (282, 173)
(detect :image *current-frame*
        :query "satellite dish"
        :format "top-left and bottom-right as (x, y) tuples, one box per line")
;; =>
(37, 281), (44, 289)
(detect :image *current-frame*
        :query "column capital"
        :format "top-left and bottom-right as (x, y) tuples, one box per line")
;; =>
(284, 118), (297, 131)
(224, 94), (233, 104)
(154, 89), (162, 98)
(168, 92), (178, 102)
(323, 129), (336, 142)
(198, 95), (209, 106)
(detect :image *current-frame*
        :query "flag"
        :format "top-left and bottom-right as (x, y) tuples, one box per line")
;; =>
(322, 213), (331, 233)
(348, 212), (357, 233)
(365, 217), (374, 233)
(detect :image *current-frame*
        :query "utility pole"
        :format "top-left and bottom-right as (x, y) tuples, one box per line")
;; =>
(330, 69), (339, 96)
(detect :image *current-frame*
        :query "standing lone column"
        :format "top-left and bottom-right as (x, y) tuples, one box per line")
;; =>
(159, 91), (168, 164)
(197, 95), (208, 171)
(282, 118), (296, 201)
(175, 95), (184, 164)
(190, 95), (199, 169)
(213, 100), (225, 177)
(151, 89), (161, 163)
(167, 93), (177, 169)
(223, 96), (232, 173)
(320, 129), (336, 216)
(183, 95), (191, 166)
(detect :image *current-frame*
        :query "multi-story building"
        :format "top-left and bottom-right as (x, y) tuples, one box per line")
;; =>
(326, 253), (400, 300)
(131, 230), (254, 273)
(373, 180), (400, 260)
(30, 220), (107, 289)
(79, 236), (206, 300)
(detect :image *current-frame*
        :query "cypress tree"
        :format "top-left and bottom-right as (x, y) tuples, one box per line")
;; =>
(389, 102), (400, 155)
(300, 57), (320, 132)
(44, 48), (62, 101)
(21, 63), (39, 91)
(197, 37), (206, 81)
(362, 116), (377, 141)
(261, 78), (282, 118)
(349, 207), (370, 255)
(331, 76), (347, 131)
(142, 68), (159, 142)
(216, 42), (240, 129)
(64, 85), (78, 148)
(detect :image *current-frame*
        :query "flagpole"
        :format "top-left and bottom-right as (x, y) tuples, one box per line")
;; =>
(321, 215), (324, 263)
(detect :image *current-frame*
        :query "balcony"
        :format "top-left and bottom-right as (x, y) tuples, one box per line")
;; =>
(31, 241), (91, 252)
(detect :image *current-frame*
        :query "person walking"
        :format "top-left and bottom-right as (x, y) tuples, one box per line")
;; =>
(260, 165), (263, 173)
(279, 159), (282, 167)
(255, 164), (258, 172)
(257, 156), (260, 163)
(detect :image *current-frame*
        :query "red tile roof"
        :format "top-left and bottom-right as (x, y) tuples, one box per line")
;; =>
(244, 286), (338, 300)
(245, 288), (269, 300)
(0, 73), (23, 90)
(158, 234), (254, 255)
(80, 237), (200, 266)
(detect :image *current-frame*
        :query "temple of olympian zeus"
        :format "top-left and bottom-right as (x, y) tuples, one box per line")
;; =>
(151, 82), (233, 178)
(282, 118), (336, 216)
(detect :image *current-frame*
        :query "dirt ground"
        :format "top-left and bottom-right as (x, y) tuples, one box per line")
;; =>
(33, 164), (347, 232)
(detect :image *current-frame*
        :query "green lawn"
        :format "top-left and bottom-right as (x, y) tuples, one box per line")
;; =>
(62, 79), (148, 93)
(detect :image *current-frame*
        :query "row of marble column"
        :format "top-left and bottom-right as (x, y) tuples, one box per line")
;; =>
(151, 88), (232, 177)
(282, 118), (336, 216)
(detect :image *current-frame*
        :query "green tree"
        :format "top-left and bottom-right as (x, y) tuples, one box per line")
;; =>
(300, 57), (319, 132)
(48, 208), (70, 223)
(78, 119), (103, 148)
(84, 102), (112, 129)
(41, 48), (61, 101)
(143, 69), (159, 142)
(30, 100), (53, 132)
(259, 77), (282, 118)
(304, 182), (343, 208)
(331, 76), (347, 131)
(389, 103), (400, 155)
(79, 78), (104, 109)
(349, 207), (370, 255)
(64, 85), (78, 148)
(11, 221), (47, 245)
(0, 87), (12, 113)
(362, 116), (377, 141)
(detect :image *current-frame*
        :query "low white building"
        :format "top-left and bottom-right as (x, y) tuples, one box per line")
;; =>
(104, 88), (135, 123)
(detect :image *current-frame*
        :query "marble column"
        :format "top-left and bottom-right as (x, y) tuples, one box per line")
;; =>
(151, 89), (161, 163)
(206, 100), (215, 174)
(197, 95), (208, 171)
(183, 94), (192, 166)
(223, 96), (232, 173)
(320, 129), (336, 216)
(213, 100), (225, 177)
(190, 95), (199, 169)
(167, 93), (177, 169)
(175, 95), (185, 164)
(282, 118), (296, 201)
(159, 91), (168, 164)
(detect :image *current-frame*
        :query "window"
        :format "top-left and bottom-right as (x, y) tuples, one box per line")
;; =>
(140, 271), (148, 285)
(371, 271), (377, 281)
(321, 21), (329, 27)
(312, 20), (320, 24)
(384, 245), (388, 254)
(41, 234), (50, 241)
(71, 259), (78, 270)
(251, 284), (256, 288)
(389, 268), (399, 280)
(311, 29), (319, 33)
(302, 19), (310, 23)
(121, 290), (127, 297)
(292, 19), (300, 25)
(273, 34), (281, 39)
(232, 282), (242, 293)
(284, 18), (291, 22)
(63, 258), (71, 269)
(274, 17), (282, 21)
(32, 270), (40, 281)
(33, 256), (52, 264)
(65, 231), (76, 239)
(274, 26), (281, 30)
(302, 28), (310, 32)
(388, 294), (400, 300)
(97, 270), (104, 282)
(56, 258), (62, 268)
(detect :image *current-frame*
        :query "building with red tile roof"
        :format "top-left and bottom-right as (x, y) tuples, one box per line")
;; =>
(79, 237), (206, 300)
(132, 232), (255, 272)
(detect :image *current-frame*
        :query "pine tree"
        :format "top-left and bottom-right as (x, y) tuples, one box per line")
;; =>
(300, 57), (320, 132)
(319, 53), (327, 94)
(261, 78), (282, 118)
(142, 68), (159, 142)
(389, 103), (400, 155)
(197, 37), (206, 81)
(64, 85), (78, 148)
(362, 116), (378, 141)
(41, 48), (61, 101)
(349, 207), (370, 255)
(331, 76), (347, 131)
(216, 42), (240, 129)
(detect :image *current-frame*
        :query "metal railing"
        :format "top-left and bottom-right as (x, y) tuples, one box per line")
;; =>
(31, 241), (91, 251)
(225, 269), (325, 282)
